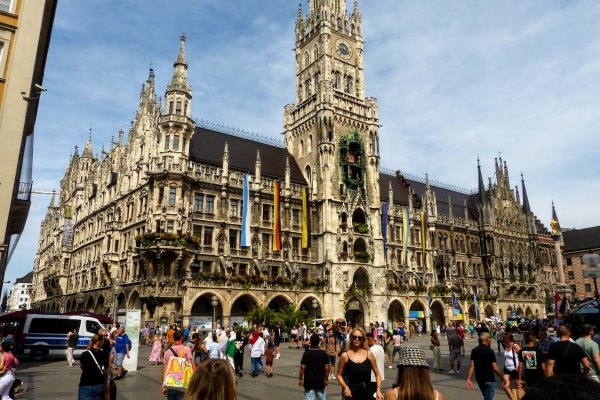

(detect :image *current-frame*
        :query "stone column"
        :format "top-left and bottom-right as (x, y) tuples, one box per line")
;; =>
(552, 234), (570, 324)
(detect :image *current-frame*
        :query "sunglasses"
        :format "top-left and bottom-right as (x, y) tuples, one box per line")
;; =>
(351, 335), (364, 341)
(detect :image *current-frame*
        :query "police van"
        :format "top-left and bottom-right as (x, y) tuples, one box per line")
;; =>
(20, 314), (105, 360)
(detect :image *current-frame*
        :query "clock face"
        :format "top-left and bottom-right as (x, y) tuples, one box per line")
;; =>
(335, 39), (352, 60)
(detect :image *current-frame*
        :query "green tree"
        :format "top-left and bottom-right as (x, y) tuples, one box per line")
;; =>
(247, 304), (275, 326)
(274, 304), (308, 329)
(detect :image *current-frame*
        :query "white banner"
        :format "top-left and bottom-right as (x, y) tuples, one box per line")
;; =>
(190, 316), (213, 331)
(123, 309), (141, 372)
(229, 316), (248, 328)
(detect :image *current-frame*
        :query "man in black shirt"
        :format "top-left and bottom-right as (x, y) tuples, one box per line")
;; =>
(547, 325), (590, 376)
(466, 332), (508, 400)
(517, 332), (546, 390)
(299, 334), (330, 400)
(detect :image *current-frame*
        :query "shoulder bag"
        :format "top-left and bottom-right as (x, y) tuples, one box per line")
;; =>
(164, 347), (196, 389)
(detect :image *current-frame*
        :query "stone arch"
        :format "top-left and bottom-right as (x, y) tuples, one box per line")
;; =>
(525, 306), (533, 319)
(345, 295), (368, 330)
(300, 139), (305, 157)
(388, 299), (406, 327)
(85, 296), (95, 312)
(116, 293), (126, 311)
(353, 237), (367, 257)
(190, 291), (225, 330)
(468, 304), (480, 322)
(409, 300), (427, 331)
(516, 306), (524, 317)
(352, 208), (366, 225)
(267, 294), (293, 313)
(96, 295), (105, 314)
(352, 266), (370, 287)
(431, 300), (445, 326)
(308, 134), (313, 153)
(299, 295), (322, 320)
(127, 290), (142, 309)
(230, 294), (258, 327)
(66, 299), (71, 312)
(485, 305), (495, 318)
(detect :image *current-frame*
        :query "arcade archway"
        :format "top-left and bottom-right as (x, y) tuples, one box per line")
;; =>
(388, 300), (405, 327)
(409, 301), (426, 332)
(230, 294), (258, 327)
(431, 301), (445, 326)
(345, 297), (366, 330)
(190, 293), (223, 330)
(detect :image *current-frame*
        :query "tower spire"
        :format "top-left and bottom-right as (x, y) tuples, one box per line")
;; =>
(167, 33), (190, 94)
(297, 2), (303, 21)
(477, 158), (487, 206)
(81, 131), (94, 159)
(521, 173), (532, 215)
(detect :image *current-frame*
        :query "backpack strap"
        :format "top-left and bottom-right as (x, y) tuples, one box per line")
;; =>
(87, 350), (104, 375)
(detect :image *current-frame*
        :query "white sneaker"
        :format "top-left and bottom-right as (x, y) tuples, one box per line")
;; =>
(448, 370), (454, 375)
(388, 365), (392, 369)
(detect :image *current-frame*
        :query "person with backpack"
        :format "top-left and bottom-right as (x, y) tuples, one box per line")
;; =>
(77, 334), (108, 400)
(162, 330), (194, 400)
(113, 327), (130, 380)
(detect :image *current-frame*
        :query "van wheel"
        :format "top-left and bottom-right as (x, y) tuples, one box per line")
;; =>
(29, 347), (47, 361)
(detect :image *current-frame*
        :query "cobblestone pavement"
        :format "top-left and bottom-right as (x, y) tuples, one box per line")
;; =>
(16, 335), (510, 399)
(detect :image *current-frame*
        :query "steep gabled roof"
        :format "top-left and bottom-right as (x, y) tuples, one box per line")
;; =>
(189, 126), (306, 184)
(563, 226), (600, 253)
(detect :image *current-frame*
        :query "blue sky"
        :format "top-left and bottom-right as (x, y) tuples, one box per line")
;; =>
(7, 0), (600, 283)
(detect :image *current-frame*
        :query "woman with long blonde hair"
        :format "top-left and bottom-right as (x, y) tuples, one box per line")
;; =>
(384, 346), (444, 400)
(336, 326), (383, 400)
(183, 359), (236, 400)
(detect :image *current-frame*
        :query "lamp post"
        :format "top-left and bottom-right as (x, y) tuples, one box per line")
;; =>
(210, 295), (219, 330)
(312, 299), (319, 320)
(112, 278), (123, 325)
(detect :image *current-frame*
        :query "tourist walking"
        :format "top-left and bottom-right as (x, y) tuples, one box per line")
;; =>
(290, 326), (299, 349)
(233, 330), (247, 377)
(77, 334), (108, 400)
(448, 329), (464, 375)
(431, 331), (443, 372)
(466, 332), (508, 400)
(264, 340), (275, 378)
(66, 327), (79, 367)
(384, 346), (445, 400)
(537, 329), (552, 355)
(208, 334), (220, 360)
(324, 327), (338, 380)
(574, 324), (600, 381)
(517, 332), (546, 391)
(225, 331), (236, 371)
(391, 329), (402, 364)
(496, 325), (505, 355)
(336, 327), (383, 400)
(191, 333), (208, 366)
(184, 359), (236, 400)
(162, 331), (194, 400)
(383, 330), (394, 368)
(149, 333), (163, 365)
(113, 327), (131, 380)
(249, 330), (265, 378)
(547, 325), (590, 376)
(273, 322), (282, 359)
(367, 333), (385, 393)
(501, 333), (521, 399)
(299, 334), (330, 400)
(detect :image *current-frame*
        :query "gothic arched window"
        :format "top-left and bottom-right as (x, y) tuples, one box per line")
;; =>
(300, 139), (305, 157)
(305, 80), (311, 98)
(308, 134), (313, 153)
(305, 165), (312, 183)
(333, 73), (341, 90)
(304, 52), (310, 68)
(313, 44), (319, 60)
(345, 77), (353, 94)
(165, 135), (170, 150)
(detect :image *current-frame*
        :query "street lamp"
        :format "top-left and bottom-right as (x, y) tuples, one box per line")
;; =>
(112, 278), (123, 325)
(311, 299), (319, 320)
(210, 295), (219, 330)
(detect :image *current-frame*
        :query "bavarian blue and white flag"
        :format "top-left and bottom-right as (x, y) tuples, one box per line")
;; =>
(240, 175), (251, 247)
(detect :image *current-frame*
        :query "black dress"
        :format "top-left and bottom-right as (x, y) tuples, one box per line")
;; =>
(345, 350), (374, 400)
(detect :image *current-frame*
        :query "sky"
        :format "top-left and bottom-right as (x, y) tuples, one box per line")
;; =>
(7, 0), (600, 284)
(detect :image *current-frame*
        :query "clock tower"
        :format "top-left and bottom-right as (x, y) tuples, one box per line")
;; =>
(283, 0), (384, 316)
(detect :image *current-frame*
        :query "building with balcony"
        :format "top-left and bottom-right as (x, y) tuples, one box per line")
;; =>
(0, 0), (57, 291)
(31, 1), (558, 331)
(562, 226), (600, 300)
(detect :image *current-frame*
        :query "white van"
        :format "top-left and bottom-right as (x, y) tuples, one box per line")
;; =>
(20, 314), (105, 361)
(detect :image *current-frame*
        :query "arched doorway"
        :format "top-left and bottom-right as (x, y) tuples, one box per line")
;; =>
(127, 291), (142, 310)
(300, 296), (322, 321)
(345, 297), (366, 330)
(191, 293), (223, 330)
(96, 295), (105, 315)
(468, 304), (480, 323)
(230, 294), (257, 328)
(115, 293), (126, 324)
(484, 305), (494, 318)
(525, 306), (533, 319)
(268, 295), (291, 313)
(352, 267), (370, 295)
(516, 307), (524, 317)
(409, 301), (426, 333)
(85, 297), (94, 313)
(388, 300), (405, 328)
(431, 301), (445, 326)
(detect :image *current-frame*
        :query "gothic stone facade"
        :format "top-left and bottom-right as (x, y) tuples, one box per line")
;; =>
(32, 1), (558, 331)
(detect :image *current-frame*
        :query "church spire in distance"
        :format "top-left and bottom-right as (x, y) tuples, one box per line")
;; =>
(167, 33), (190, 94)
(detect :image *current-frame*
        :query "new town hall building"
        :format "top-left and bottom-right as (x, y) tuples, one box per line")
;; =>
(31, 1), (560, 331)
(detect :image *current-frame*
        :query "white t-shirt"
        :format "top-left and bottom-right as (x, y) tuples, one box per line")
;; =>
(369, 345), (385, 382)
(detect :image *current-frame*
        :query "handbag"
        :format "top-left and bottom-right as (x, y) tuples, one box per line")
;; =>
(164, 347), (196, 389)
(430, 344), (434, 350)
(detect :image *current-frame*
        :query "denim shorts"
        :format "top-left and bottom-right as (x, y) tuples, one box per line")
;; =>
(78, 384), (104, 400)
(304, 389), (326, 400)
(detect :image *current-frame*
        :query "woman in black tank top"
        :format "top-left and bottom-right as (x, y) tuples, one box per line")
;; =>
(336, 327), (383, 400)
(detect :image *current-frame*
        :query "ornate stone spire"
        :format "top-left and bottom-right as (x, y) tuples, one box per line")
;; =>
(297, 2), (303, 21)
(477, 158), (488, 206)
(167, 33), (190, 95)
(81, 131), (94, 159)
(353, 0), (360, 16)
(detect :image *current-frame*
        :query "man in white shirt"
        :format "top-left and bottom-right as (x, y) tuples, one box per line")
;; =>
(367, 332), (385, 394)
(262, 324), (270, 341)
